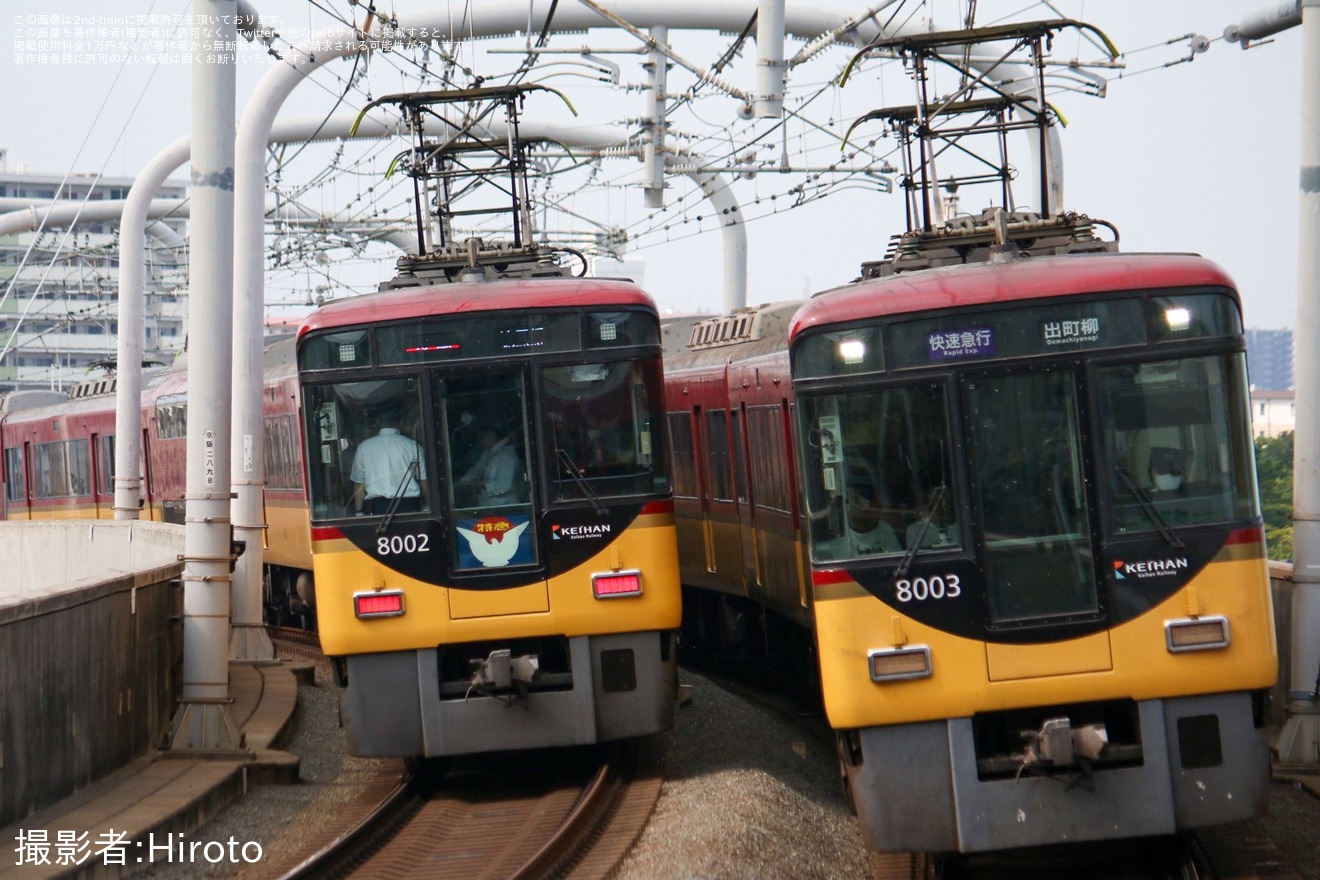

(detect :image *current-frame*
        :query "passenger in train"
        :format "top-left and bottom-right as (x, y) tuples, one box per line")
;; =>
(350, 413), (427, 515)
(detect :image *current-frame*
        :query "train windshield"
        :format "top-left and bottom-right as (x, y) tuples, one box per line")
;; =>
(302, 355), (667, 537)
(303, 377), (430, 521)
(801, 384), (959, 563)
(965, 370), (1097, 622)
(542, 360), (666, 501)
(1097, 354), (1258, 533)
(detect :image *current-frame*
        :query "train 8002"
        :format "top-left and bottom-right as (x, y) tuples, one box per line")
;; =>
(298, 278), (681, 757)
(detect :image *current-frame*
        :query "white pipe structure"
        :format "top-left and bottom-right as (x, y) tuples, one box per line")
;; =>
(685, 167), (747, 311)
(0, 199), (189, 237)
(111, 114), (408, 527)
(167, 0), (242, 752)
(1277, 0), (1320, 765)
(756, 0), (787, 117)
(113, 137), (190, 520)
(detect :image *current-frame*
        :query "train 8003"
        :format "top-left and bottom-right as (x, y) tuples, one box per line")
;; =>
(664, 238), (1276, 853)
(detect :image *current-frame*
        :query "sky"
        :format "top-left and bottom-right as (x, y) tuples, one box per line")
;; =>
(0, 1), (1306, 329)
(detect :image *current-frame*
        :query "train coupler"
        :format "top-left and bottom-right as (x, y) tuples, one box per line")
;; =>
(1016, 717), (1111, 789)
(466, 649), (540, 705)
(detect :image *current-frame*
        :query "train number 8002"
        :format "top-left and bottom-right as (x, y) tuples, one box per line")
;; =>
(377, 534), (431, 556)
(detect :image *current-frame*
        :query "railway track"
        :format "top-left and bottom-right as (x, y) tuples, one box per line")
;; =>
(273, 743), (658, 880)
(267, 626), (663, 880)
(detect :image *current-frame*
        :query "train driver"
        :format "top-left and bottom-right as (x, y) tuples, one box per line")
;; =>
(1149, 446), (1189, 492)
(829, 481), (902, 558)
(350, 413), (427, 515)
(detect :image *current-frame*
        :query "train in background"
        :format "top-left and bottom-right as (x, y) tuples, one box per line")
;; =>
(663, 19), (1277, 861)
(0, 337), (316, 625)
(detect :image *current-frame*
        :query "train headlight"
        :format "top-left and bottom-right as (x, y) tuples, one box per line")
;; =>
(354, 589), (405, 618)
(1163, 307), (1192, 332)
(593, 570), (643, 599)
(868, 645), (932, 682)
(1165, 616), (1230, 652)
(838, 339), (866, 365)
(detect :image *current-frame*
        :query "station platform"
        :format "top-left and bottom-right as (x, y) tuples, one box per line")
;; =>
(0, 661), (307, 880)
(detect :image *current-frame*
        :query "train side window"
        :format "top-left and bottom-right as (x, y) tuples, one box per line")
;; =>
(67, 439), (90, 496)
(666, 412), (700, 499)
(30, 439), (91, 497)
(4, 447), (23, 502)
(703, 410), (733, 502)
(263, 414), (302, 490)
(96, 436), (115, 496)
(747, 406), (791, 513)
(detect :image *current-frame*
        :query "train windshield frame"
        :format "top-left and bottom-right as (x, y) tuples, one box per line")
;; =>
(297, 306), (669, 572)
(791, 287), (1261, 634)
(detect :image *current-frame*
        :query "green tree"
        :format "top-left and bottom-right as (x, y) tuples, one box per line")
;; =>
(1254, 431), (1293, 561)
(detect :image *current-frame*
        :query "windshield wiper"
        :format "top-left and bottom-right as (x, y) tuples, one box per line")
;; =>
(897, 485), (946, 577)
(557, 449), (606, 515)
(1116, 466), (1183, 548)
(378, 459), (421, 535)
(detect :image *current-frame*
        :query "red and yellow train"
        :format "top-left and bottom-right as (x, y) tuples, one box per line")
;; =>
(0, 339), (314, 624)
(297, 276), (682, 756)
(663, 214), (1277, 854)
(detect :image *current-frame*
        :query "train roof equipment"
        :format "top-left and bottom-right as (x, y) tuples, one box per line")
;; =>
(350, 85), (588, 288)
(839, 19), (1122, 277)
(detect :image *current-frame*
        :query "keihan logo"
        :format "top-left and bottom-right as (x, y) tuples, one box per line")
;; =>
(1112, 556), (1190, 580)
(550, 523), (612, 541)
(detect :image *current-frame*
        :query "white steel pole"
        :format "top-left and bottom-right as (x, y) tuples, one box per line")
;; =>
(755, 0), (786, 117)
(230, 27), (368, 663)
(168, 0), (243, 752)
(1278, 0), (1320, 765)
(643, 26), (669, 208)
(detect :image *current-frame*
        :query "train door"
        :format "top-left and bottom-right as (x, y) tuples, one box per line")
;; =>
(962, 368), (1102, 636)
(140, 428), (155, 520)
(3, 440), (29, 520)
(91, 433), (108, 518)
(733, 400), (763, 599)
(700, 404), (745, 592)
(16, 441), (34, 519)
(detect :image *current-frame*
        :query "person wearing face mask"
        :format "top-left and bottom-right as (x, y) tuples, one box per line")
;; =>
(1149, 446), (1189, 492)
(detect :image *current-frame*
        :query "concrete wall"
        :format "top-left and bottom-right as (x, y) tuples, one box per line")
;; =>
(0, 521), (184, 829)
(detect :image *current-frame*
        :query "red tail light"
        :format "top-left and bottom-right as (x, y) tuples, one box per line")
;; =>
(593, 571), (642, 598)
(354, 590), (405, 618)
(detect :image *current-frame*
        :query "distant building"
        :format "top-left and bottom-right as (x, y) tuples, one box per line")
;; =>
(1244, 328), (1293, 391)
(1251, 389), (1295, 439)
(0, 152), (188, 391)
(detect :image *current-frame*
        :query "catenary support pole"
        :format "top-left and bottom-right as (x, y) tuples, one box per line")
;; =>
(1278, 0), (1320, 765)
(167, 0), (243, 751)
